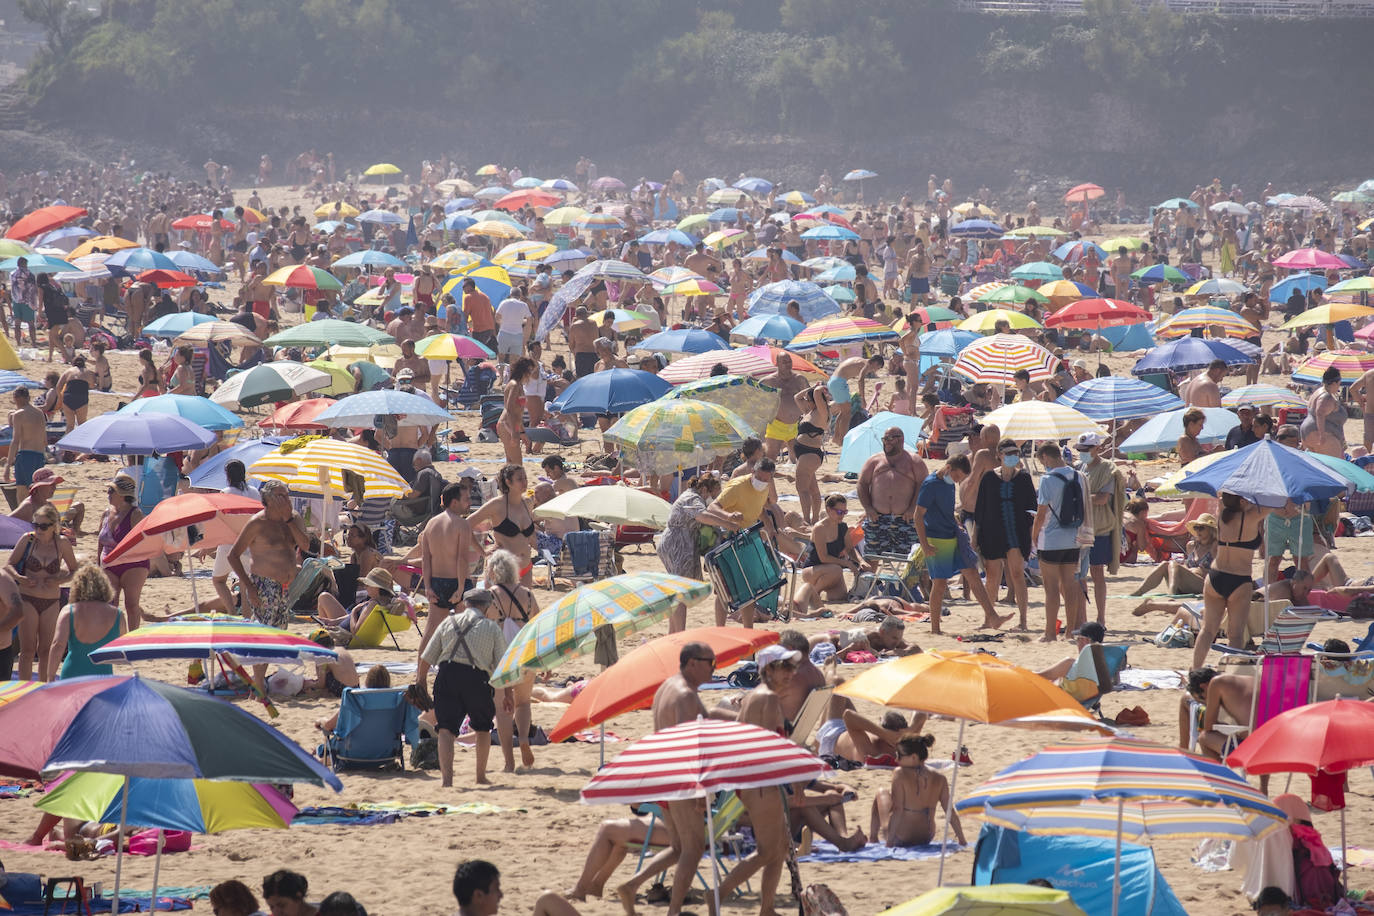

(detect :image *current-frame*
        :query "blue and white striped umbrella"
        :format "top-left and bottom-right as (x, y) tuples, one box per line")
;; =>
(315, 390), (450, 429)
(356, 209), (406, 225)
(1131, 337), (1255, 376)
(746, 280), (841, 323)
(1118, 407), (1238, 454)
(1055, 377), (1184, 422)
(573, 259), (649, 284)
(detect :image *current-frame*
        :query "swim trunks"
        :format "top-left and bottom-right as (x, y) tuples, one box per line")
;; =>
(765, 419), (798, 442)
(864, 514), (920, 557)
(430, 576), (463, 610)
(826, 374), (851, 406)
(14, 450), (44, 487)
(250, 574), (291, 629)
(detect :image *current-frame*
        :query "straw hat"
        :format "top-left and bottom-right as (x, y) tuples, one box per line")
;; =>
(1186, 513), (1218, 537)
(362, 568), (395, 596)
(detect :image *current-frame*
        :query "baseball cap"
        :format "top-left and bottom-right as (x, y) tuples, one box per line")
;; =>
(396, 368), (414, 381)
(757, 645), (802, 669)
(1076, 431), (1104, 449)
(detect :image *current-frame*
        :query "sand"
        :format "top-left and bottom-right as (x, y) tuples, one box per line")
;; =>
(0, 185), (1372, 916)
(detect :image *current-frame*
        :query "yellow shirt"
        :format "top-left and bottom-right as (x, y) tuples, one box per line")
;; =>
(717, 475), (769, 527)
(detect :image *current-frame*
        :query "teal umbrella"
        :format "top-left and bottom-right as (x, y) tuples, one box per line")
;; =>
(142, 312), (217, 339)
(117, 394), (243, 432)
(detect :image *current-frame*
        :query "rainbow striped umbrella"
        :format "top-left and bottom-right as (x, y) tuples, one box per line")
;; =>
(659, 276), (721, 296)
(415, 332), (495, 361)
(1293, 349), (1374, 386)
(701, 228), (746, 250)
(1037, 278), (1098, 305)
(605, 400), (753, 474)
(1221, 384), (1306, 410)
(577, 212), (624, 231)
(262, 264), (342, 291)
(89, 615), (336, 664)
(491, 573), (713, 687)
(1154, 305), (1257, 339)
(973, 798), (1282, 842)
(952, 334), (1057, 384)
(658, 345), (827, 385)
(785, 315), (899, 352)
(0, 680), (40, 708)
(892, 307), (959, 332)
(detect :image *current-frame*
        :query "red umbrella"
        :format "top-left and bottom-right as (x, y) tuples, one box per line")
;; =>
(1228, 698), (1374, 776)
(260, 398), (334, 432)
(5, 205), (87, 241)
(548, 628), (777, 743)
(135, 268), (198, 289)
(101, 492), (262, 565)
(1044, 298), (1152, 329)
(1272, 247), (1347, 271)
(1063, 183), (1105, 203)
(493, 189), (560, 212)
(171, 214), (235, 231)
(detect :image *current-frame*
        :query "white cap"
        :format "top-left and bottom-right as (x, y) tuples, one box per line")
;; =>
(756, 645), (802, 669)
(1076, 431), (1105, 448)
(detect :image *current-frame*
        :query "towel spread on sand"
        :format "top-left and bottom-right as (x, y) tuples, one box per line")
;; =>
(293, 801), (498, 826)
(798, 839), (964, 863)
(1117, 668), (1184, 691)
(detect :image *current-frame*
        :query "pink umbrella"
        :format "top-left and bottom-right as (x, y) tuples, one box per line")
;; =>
(1272, 248), (1347, 271)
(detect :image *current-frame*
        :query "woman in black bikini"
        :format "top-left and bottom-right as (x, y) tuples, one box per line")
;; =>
(469, 464), (538, 586)
(8, 504), (78, 681)
(792, 494), (873, 618)
(1193, 491), (1274, 668)
(54, 355), (95, 431)
(486, 548), (542, 771)
(793, 385), (830, 523)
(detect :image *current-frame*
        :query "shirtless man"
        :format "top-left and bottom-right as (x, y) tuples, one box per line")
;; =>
(1183, 359), (1225, 408)
(394, 340), (432, 392)
(419, 481), (480, 657)
(227, 480), (310, 690)
(828, 353), (885, 440)
(124, 281), (152, 338)
(775, 629), (825, 724)
(1182, 667), (1253, 760)
(857, 427), (927, 557)
(1350, 365), (1374, 452)
(1109, 246), (1132, 299)
(616, 642), (731, 916)
(759, 353), (810, 460)
(242, 263), (272, 321)
(870, 735), (964, 848)
(4, 388), (48, 502)
(898, 318), (922, 412)
(568, 307), (598, 379)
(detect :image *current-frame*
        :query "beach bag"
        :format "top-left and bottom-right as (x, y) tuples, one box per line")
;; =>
(1154, 622), (1194, 649)
(1291, 823), (1340, 908)
(726, 662), (759, 689)
(1344, 592), (1374, 620)
(800, 884), (848, 916)
(411, 723), (440, 769)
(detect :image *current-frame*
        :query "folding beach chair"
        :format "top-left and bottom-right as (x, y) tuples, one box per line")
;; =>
(631, 791), (751, 896)
(1059, 644), (1129, 714)
(789, 685), (835, 749)
(704, 523), (788, 621)
(345, 604), (414, 650)
(323, 687), (419, 771)
(1193, 654), (1315, 762)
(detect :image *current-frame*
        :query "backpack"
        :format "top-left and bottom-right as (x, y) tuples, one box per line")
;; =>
(1049, 467), (1085, 529)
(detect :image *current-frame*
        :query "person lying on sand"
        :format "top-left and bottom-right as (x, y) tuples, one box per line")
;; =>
(835, 706), (927, 764)
(809, 616), (921, 659)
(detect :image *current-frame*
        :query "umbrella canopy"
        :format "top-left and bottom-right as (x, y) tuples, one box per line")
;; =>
(135, 268), (198, 289)
(100, 493), (265, 565)
(363, 163), (400, 176)
(305, 359), (361, 396)
(1279, 304), (1374, 333)
(330, 250), (406, 270)
(493, 241), (558, 264)
(949, 219), (1005, 240)
(581, 718), (831, 805)
(265, 319), (393, 349)
(975, 798), (1283, 843)
(0, 253), (78, 273)
(315, 390), (449, 429)
(313, 201), (360, 219)
(1117, 407), (1238, 454)
(656, 345), (824, 385)
(187, 438), (287, 491)
(917, 328), (981, 357)
(57, 413), (215, 456)
(1326, 275), (1374, 295)
(550, 368), (672, 415)
(262, 264), (343, 291)
(1272, 247), (1346, 270)
(952, 334), (1057, 384)
(415, 333), (495, 361)
(981, 402), (1103, 442)
(166, 250), (225, 275)
(786, 316), (899, 352)
(547, 628), (779, 743)
(1228, 698), (1374, 775)
(39, 772), (296, 834)
(0, 679), (42, 708)
(142, 312), (216, 339)
(260, 399), (333, 432)
(116, 394), (242, 432)
(248, 438), (408, 499)
(357, 209), (406, 225)
(1131, 264), (1190, 284)
(1131, 338), (1255, 376)
(573, 259), (648, 284)
(1172, 438), (1350, 508)
(5, 205), (87, 240)
(494, 188), (560, 211)
(1045, 299), (1151, 330)
(958, 308), (1044, 334)
(532, 485), (672, 528)
(209, 361), (333, 409)
(976, 285), (1048, 309)
(746, 280), (841, 322)
(491, 573), (712, 687)
(174, 320), (262, 348)
(1220, 384), (1306, 410)
(1010, 261), (1066, 282)
(1055, 377), (1184, 422)
(632, 328), (730, 355)
(877, 885), (1087, 916)
(729, 314), (804, 343)
(1269, 272), (1327, 302)
(1064, 183), (1105, 202)
(1292, 349), (1374, 386)
(90, 614), (336, 664)
(660, 375), (780, 433)
(838, 412), (923, 475)
(1054, 241), (1108, 263)
(605, 400), (753, 473)
(896, 307), (961, 332)
(1155, 306), (1258, 340)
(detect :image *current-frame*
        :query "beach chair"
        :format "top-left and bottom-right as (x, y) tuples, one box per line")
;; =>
(789, 685), (835, 749)
(631, 791), (751, 896)
(704, 523), (788, 622)
(1059, 644), (1129, 713)
(345, 604), (414, 650)
(539, 528), (618, 589)
(323, 687), (419, 771)
(1193, 654), (1315, 762)
(918, 405), (975, 459)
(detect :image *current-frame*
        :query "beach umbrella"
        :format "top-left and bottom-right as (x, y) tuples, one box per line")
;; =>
(544, 206), (588, 228)
(729, 314), (805, 344)
(1063, 183), (1105, 203)
(305, 358), (363, 396)
(952, 334), (1056, 384)
(1056, 377), (1183, 422)
(954, 737), (1285, 916)
(474, 164), (501, 177)
(33, 225), (94, 248)
(186, 438), (287, 491)
(466, 219), (528, 239)
(356, 209), (405, 225)
(89, 613), (335, 665)
(732, 177), (773, 195)
(549, 368), (671, 415)
(494, 188), (560, 211)
(747, 280), (841, 322)
(0, 239), (32, 258)
(1210, 201), (1250, 216)
(1155, 197), (1199, 211)
(658, 345), (824, 385)
(1221, 384), (1305, 410)
(649, 266), (705, 289)
(1010, 261), (1065, 282)
(0, 253), (78, 273)
(170, 214), (233, 232)
(1099, 236), (1146, 251)
(590, 176), (626, 192)
(442, 213), (476, 232)
(1279, 303), (1374, 330)
(1092, 320), (1156, 352)
(1130, 337), (1255, 376)
(541, 178), (579, 192)
(776, 190), (815, 207)
(1173, 438), (1349, 508)
(981, 402), (1103, 442)
(1154, 305), (1257, 339)
(315, 390), (449, 428)
(586, 308), (656, 333)
(474, 187), (510, 202)
(823, 284), (855, 303)
(209, 362), (333, 409)
(949, 219), (1005, 239)
(917, 328), (981, 357)
(676, 213), (710, 234)
(1117, 406), (1237, 454)
(173, 320), (262, 348)
(548, 628), (778, 743)
(660, 276), (722, 297)
(1131, 264), (1190, 284)
(141, 311), (216, 339)
(134, 268), (198, 289)
(877, 885), (1087, 916)
(166, 251), (225, 276)
(5, 205), (86, 240)
(661, 375), (780, 434)
(895, 306), (961, 332)
(1053, 240), (1107, 263)
(605, 400), (753, 474)
(260, 399), (333, 433)
(1273, 247), (1346, 271)
(812, 263), (856, 284)
(262, 264), (343, 291)
(966, 281), (1011, 303)
(492, 240), (557, 264)
(264, 318), (393, 349)
(363, 163), (401, 177)
(1292, 348), (1374, 386)
(700, 228), (745, 250)
(957, 308), (1044, 333)
(577, 212), (624, 233)
(837, 412), (923, 475)
(313, 201), (360, 219)
(327, 343), (402, 368)
(0, 679), (41, 708)
(415, 332), (495, 361)
(330, 250), (406, 270)
(573, 258), (648, 284)
(843, 169), (877, 182)
(1269, 272), (1327, 302)
(707, 205), (745, 222)
(491, 573), (713, 687)
(57, 414), (215, 456)
(248, 438), (407, 498)
(978, 285), (1049, 309)
(786, 315), (899, 352)
(632, 328), (730, 355)
(800, 224), (859, 242)
(1326, 276), (1374, 296)
(0, 514), (32, 550)
(1004, 226), (1069, 240)
(116, 394), (242, 432)
(1044, 298), (1151, 329)
(532, 486), (672, 528)
(1276, 195), (1327, 213)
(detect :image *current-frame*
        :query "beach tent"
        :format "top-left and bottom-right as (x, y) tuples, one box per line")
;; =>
(973, 825), (1188, 916)
(0, 334), (21, 370)
(1099, 321), (1155, 352)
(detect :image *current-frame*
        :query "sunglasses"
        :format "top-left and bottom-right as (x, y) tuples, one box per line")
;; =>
(33, 522), (53, 531)
(689, 655), (716, 667)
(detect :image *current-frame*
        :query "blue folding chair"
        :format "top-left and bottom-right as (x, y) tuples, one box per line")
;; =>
(324, 687), (419, 771)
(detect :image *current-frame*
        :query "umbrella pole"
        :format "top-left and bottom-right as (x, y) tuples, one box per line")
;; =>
(1343, 803), (1349, 894)
(148, 830), (164, 914)
(1112, 797), (1124, 916)
(599, 723), (605, 768)
(187, 540), (200, 611)
(935, 719), (965, 886)
(110, 775), (130, 914)
(705, 791), (721, 916)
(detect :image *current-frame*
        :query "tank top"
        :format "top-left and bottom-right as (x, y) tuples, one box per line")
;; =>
(59, 607), (124, 679)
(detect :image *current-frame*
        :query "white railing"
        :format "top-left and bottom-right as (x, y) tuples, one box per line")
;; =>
(955, 0), (1374, 16)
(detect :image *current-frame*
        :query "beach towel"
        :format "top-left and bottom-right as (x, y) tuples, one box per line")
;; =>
(798, 839), (962, 864)
(2, 898), (193, 915)
(1117, 668), (1184, 691)
(565, 529), (600, 577)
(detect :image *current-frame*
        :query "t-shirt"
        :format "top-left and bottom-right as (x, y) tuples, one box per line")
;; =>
(494, 297), (531, 334)
(1225, 426), (1260, 450)
(1037, 466), (1084, 551)
(463, 290), (495, 333)
(1307, 589), (1353, 613)
(717, 475), (769, 527)
(915, 474), (958, 539)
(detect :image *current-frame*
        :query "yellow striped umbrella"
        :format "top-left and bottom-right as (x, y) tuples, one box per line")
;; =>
(427, 249), (484, 270)
(702, 228), (746, 250)
(1278, 303), (1374, 330)
(957, 308), (1044, 333)
(981, 402), (1103, 441)
(1220, 384), (1305, 410)
(1155, 306), (1257, 339)
(327, 343), (403, 369)
(466, 219), (527, 239)
(544, 206), (588, 228)
(493, 241), (556, 265)
(247, 438), (407, 498)
(952, 334), (1057, 384)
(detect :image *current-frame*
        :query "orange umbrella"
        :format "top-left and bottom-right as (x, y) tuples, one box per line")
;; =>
(547, 627), (778, 743)
(259, 398), (334, 432)
(494, 189), (560, 212)
(172, 214), (235, 231)
(100, 492), (263, 564)
(5, 205), (87, 241)
(135, 268), (198, 289)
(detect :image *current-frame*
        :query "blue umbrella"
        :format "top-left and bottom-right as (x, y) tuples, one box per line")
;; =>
(1056, 377), (1184, 422)
(331, 250), (407, 269)
(541, 179), (579, 192)
(838, 412), (923, 474)
(0, 370), (43, 394)
(549, 369), (671, 415)
(167, 251), (225, 276)
(639, 229), (698, 247)
(57, 413), (217, 456)
(117, 395), (243, 432)
(444, 198), (478, 212)
(632, 329), (730, 355)
(0, 254), (79, 273)
(1054, 240), (1108, 263)
(1268, 272), (1327, 303)
(800, 225), (859, 241)
(1099, 321), (1157, 351)
(441, 212), (475, 232)
(141, 312), (216, 339)
(813, 264), (856, 284)
(747, 280), (841, 322)
(1131, 337), (1255, 376)
(357, 209), (405, 225)
(707, 208), (743, 223)
(512, 177), (543, 189)
(105, 247), (177, 274)
(544, 248), (593, 264)
(843, 169), (877, 181)
(1118, 407), (1239, 455)
(316, 390), (451, 428)
(312, 220), (353, 233)
(950, 219), (1005, 239)
(730, 314), (804, 344)
(746, 246), (800, 264)
(188, 437), (288, 490)
(1340, 254), (1369, 270)
(733, 177), (773, 194)
(1010, 261), (1064, 282)
(1174, 438), (1351, 508)
(33, 226), (95, 246)
(918, 328), (982, 357)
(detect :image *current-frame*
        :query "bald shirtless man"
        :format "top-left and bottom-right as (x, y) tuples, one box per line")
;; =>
(419, 481), (480, 657)
(4, 388), (48, 502)
(569, 307), (598, 379)
(1183, 359), (1225, 408)
(858, 427), (928, 556)
(760, 353), (809, 460)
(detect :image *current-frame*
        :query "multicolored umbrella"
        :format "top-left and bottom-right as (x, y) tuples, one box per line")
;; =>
(248, 438), (408, 498)
(951, 334), (1057, 383)
(1044, 298), (1151, 329)
(660, 276), (722, 296)
(660, 375), (780, 433)
(491, 573), (713, 687)
(1293, 348), (1374, 385)
(262, 264), (343, 291)
(893, 306), (960, 332)
(415, 332), (495, 360)
(492, 240), (556, 264)
(1063, 183), (1105, 203)
(1154, 305), (1257, 339)
(1131, 264), (1190, 284)
(1326, 276), (1374, 295)
(1055, 377), (1183, 422)
(1220, 384), (1306, 410)
(589, 307), (657, 332)
(957, 308), (1044, 333)
(1182, 278), (1247, 297)
(40, 771), (296, 834)
(1003, 225), (1068, 240)
(604, 400), (753, 473)
(577, 213), (625, 232)
(785, 315), (899, 352)
(467, 219), (528, 239)
(916, 328), (981, 357)
(90, 614), (335, 665)
(173, 320), (261, 347)
(658, 345), (826, 385)
(427, 248), (486, 270)
(1099, 235), (1146, 251)
(980, 402), (1103, 441)
(0, 680), (40, 708)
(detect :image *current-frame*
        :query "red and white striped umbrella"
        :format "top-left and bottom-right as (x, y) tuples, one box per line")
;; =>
(580, 718), (831, 805)
(951, 333), (1057, 384)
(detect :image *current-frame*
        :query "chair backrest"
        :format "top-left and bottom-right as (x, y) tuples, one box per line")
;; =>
(49, 485), (78, 513)
(1260, 614), (1319, 655)
(348, 605), (414, 650)
(789, 685), (835, 747)
(703, 523), (785, 612)
(711, 791), (746, 842)
(331, 687), (409, 767)
(1061, 644), (1115, 706)
(1250, 655), (1314, 731)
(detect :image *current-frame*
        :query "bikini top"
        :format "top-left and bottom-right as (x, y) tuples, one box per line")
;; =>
(798, 420), (825, 439)
(824, 523), (849, 559)
(19, 537), (61, 575)
(1218, 510), (1263, 550)
(493, 496), (536, 538)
